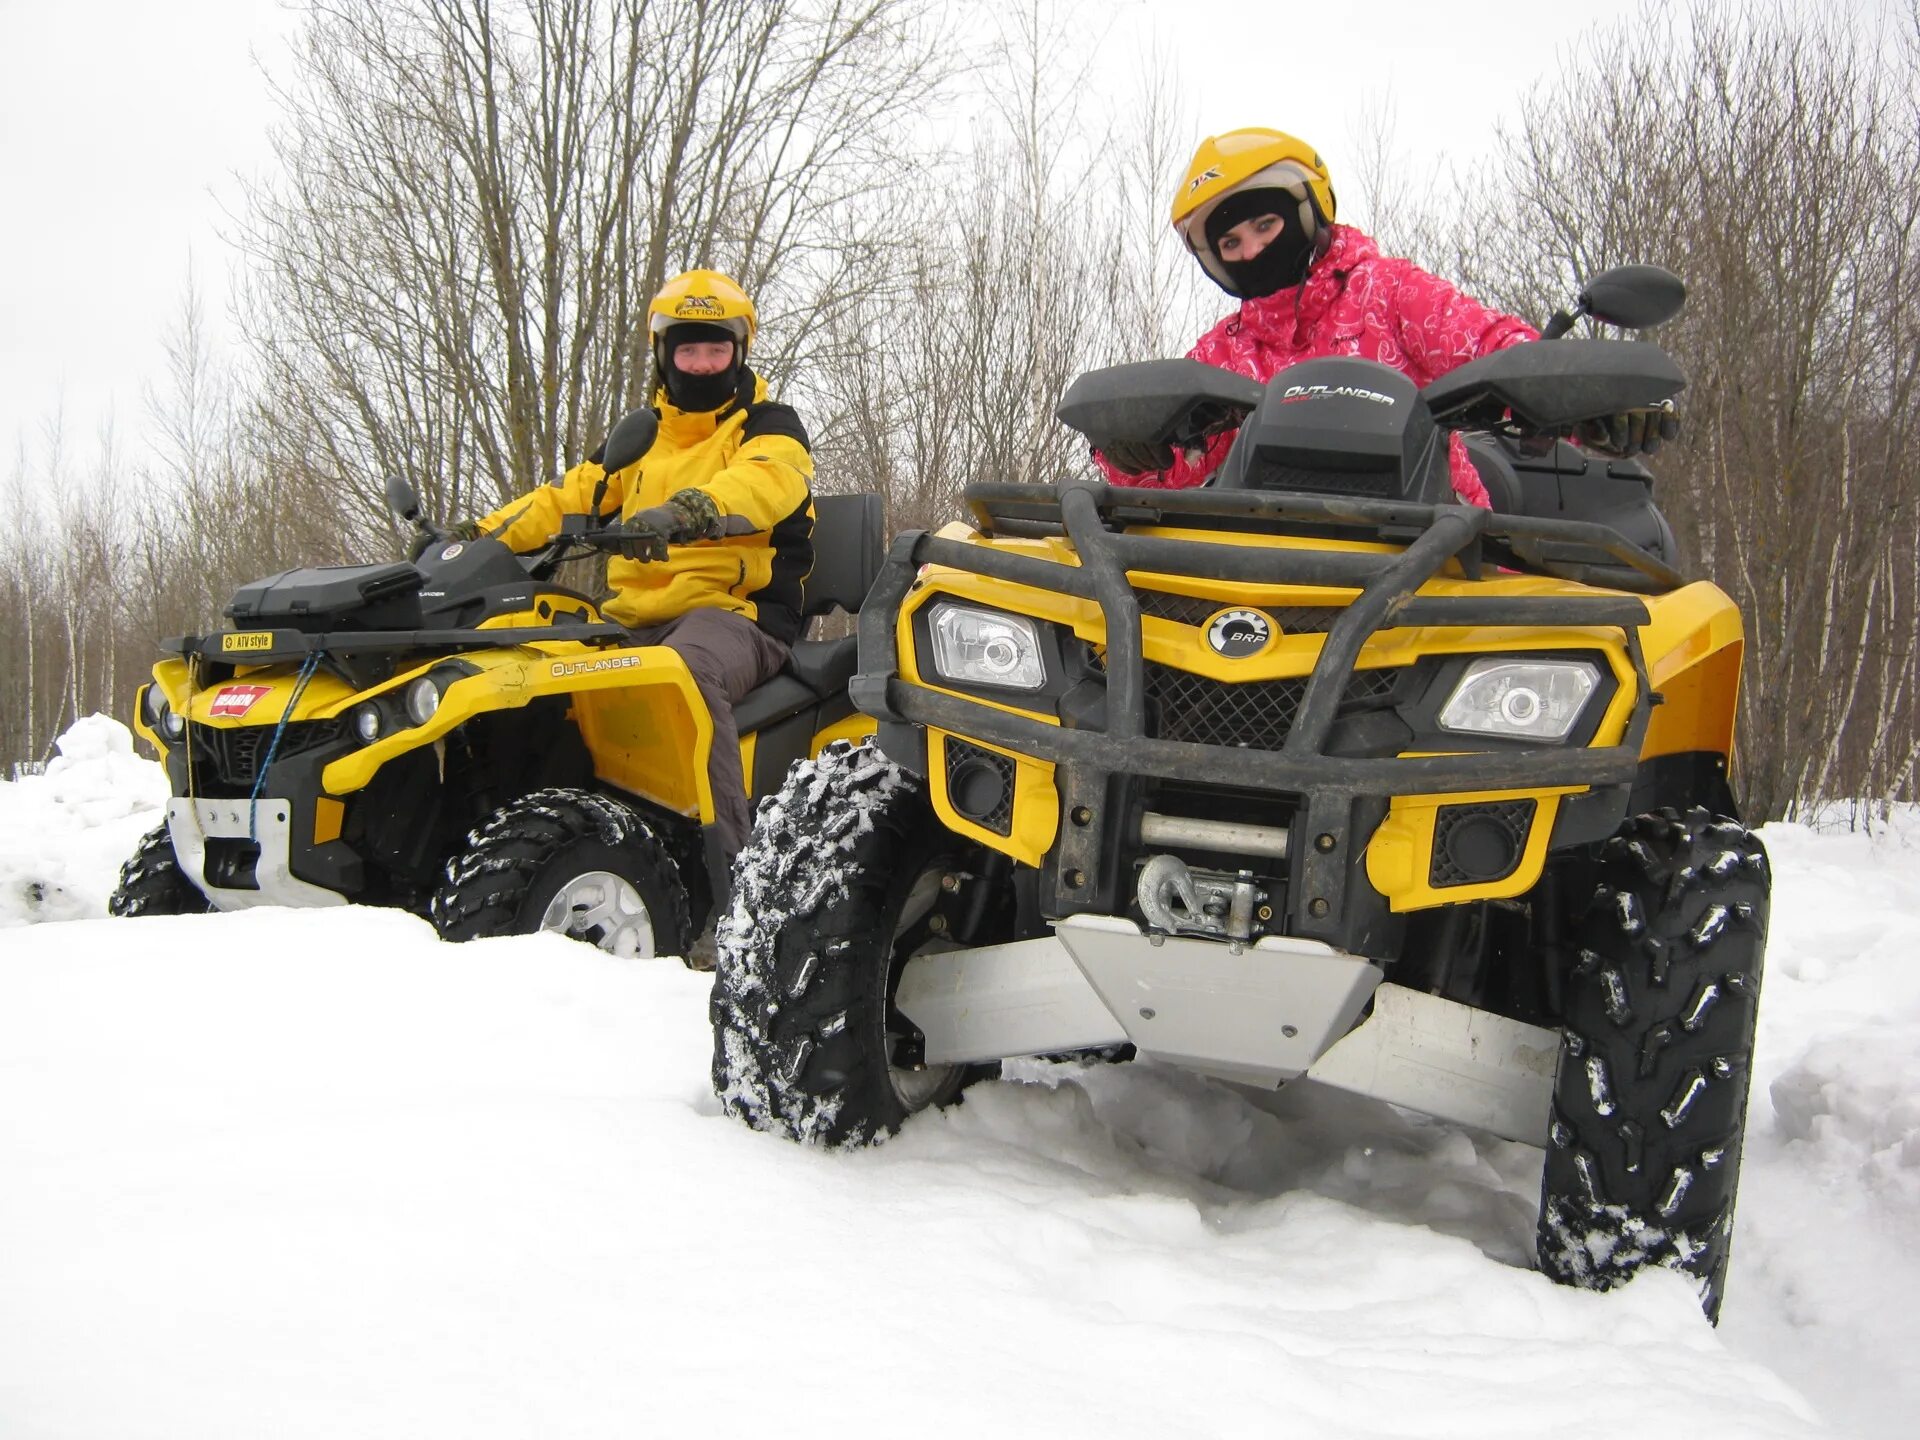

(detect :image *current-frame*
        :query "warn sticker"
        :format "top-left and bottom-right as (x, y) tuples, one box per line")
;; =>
(209, 685), (273, 719)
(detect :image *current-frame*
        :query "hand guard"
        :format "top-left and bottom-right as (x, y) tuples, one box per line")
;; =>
(1100, 439), (1177, 477)
(1575, 400), (1680, 458)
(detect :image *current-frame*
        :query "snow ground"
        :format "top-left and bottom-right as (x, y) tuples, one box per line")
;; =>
(1, 719), (1914, 1438)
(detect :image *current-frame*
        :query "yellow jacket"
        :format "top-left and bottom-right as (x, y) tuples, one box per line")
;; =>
(477, 371), (815, 642)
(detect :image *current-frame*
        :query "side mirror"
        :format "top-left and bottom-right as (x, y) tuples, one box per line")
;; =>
(384, 474), (422, 525)
(1581, 265), (1686, 330)
(598, 407), (660, 476)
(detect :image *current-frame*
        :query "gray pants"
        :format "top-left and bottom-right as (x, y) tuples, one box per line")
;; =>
(629, 608), (789, 855)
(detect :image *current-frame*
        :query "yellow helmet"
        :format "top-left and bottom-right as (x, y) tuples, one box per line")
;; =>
(647, 268), (758, 354)
(1171, 128), (1337, 290)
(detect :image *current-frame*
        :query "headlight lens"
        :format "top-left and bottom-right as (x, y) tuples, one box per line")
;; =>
(927, 604), (1047, 690)
(405, 676), (443, 727)
(353, 703), (383, 743)
(144, 687), (186, 740)
(1438, 658), (1600, 741)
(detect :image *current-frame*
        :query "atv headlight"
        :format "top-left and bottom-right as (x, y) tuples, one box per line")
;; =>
(405, 675), (443, 727)
(927, 604), (1047, 690)
(353, 703), (384, 743)
(1438, 658), (1600, 741)
(143, 686), (186, 741)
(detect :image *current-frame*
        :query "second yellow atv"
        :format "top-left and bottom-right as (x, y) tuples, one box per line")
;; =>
(113, 408), (876, 957)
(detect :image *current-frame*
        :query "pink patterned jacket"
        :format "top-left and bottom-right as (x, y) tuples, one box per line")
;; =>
(1097, 224), (1538, 505)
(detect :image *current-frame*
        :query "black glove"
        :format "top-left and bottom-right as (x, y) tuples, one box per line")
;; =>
(1100, 439), (1176, 477)
(1576, 402), (1680, 458)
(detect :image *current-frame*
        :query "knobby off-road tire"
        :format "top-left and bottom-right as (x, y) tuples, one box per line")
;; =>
(1537, 807), (1768, 1322)
(712, 740), (986, 1147)
(431, 788), (691, 958)
(108, 823), (213, 917)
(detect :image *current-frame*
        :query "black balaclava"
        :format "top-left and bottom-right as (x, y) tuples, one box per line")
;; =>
(1204, 186), (1315, 300)
(659, 320), (741, 412)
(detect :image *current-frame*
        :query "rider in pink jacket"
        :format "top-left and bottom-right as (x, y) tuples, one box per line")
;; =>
(1096, 129), (1538, 504)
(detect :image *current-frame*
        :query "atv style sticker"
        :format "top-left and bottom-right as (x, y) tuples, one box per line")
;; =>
(1206, 609), (1272, 658)
(221, 632), (275, 653)
(209, 685), (273, 719)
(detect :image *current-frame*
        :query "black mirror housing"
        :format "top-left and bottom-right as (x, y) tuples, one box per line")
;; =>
(384, 474), (422, 525)
(598, 407), (661, 476)
(1580, 265), (1687, 330)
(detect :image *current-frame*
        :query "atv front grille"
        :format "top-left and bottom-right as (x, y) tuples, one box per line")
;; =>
(1143, 665), (1400, 752)
(189, 719), (352, 793)
(1134, 589), (1338, 634)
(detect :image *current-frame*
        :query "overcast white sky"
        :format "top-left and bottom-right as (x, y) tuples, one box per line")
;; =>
(0, 0), (1853, 479)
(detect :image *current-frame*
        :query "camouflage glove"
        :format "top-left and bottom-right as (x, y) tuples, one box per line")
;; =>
(1100, 439), (1175, 477)
(664, 487), (722, 541)
(1576, 401), (1680, 458)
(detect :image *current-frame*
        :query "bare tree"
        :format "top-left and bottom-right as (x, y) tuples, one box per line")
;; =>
(232, 0), (959, 532)
(1450, 2), (1920, 820)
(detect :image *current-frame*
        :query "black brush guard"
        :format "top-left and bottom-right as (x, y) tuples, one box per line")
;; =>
(853, 482), (1669, 947)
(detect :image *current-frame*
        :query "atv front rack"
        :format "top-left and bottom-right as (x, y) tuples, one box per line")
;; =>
(853, 482), (1661, 948)
(963, 481), (1686, 594)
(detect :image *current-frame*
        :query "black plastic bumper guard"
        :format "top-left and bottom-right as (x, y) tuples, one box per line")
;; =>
(852, 483), (1663, 946)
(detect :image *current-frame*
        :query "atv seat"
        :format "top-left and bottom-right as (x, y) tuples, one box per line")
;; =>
(733, 492), (884, 736)
(1464, 435), (1679, 565)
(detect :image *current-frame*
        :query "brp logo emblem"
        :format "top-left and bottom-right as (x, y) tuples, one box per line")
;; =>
(1205, 608), (1271, 658)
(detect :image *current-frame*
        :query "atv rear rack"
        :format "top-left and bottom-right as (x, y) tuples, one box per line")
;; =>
(165, 622), (633, 665)
(853, 482), (1660, 948)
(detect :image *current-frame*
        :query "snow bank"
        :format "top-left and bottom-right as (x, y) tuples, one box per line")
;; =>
(4, 719), (1917, 1436)
(0, 913), (1822, 1440)
(0, 714), (167, 927)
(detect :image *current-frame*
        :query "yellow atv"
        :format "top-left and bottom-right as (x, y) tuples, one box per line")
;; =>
(113, 407), (877, 956)
(712, 268), (1768, 1320)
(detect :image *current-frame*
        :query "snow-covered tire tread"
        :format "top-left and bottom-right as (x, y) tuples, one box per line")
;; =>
(1538, 806), (1768, 1321)
(108, 824), (212, 917)
(710, 740), (973, 1147)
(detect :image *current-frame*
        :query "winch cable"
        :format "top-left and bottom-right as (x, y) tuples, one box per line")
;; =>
(248, 649), (324, 846)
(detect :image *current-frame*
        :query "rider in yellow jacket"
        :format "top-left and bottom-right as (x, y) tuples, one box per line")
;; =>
(469, 269), (815, 856)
